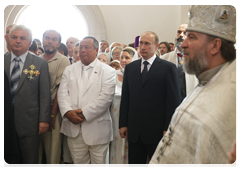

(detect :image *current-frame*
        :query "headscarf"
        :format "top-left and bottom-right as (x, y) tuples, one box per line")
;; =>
(97, 52), (111, 64)
(116, 46), (138, 76)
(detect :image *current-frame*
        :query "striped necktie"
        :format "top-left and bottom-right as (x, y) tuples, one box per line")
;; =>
(10, 57), (21, 107)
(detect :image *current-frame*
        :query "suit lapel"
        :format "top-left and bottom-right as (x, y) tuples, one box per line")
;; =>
(141, 56), (162, 87)
(135, 59), (142, 86)
(16, 53), (34, 92)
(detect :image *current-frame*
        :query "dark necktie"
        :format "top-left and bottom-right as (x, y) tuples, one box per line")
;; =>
(10, 57), (21, 107)
(142, 61), (149, 84)
(69, 58), (73, 64)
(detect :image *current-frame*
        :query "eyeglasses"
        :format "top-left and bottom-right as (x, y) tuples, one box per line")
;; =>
(113, 52), (121, 55)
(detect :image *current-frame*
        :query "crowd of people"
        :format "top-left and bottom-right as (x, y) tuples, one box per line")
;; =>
(4, 5), (236, 164)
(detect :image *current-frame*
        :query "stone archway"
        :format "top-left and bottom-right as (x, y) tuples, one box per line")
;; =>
(4, 5), (107, 50)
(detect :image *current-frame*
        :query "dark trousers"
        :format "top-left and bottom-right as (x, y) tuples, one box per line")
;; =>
(128, 137), (159, 164)
(18, 135), (40, 164)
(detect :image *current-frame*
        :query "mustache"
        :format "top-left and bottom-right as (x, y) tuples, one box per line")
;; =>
(182, 49), (188, 55)
(176, 36), (185, 42)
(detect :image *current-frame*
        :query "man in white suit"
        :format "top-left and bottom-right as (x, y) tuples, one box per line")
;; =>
(161, 24), (198, 101)
(58, 36), (116, 164)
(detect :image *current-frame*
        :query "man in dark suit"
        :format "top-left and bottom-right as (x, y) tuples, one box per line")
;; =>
(4, 71), (21, 164)
(4, 25), (51, 164)
(119, 31), (181, 164)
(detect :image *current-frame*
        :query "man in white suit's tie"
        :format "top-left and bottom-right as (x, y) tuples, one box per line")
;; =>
(58, 36), (116, 164)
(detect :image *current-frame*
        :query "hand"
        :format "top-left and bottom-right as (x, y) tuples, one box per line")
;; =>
(119, 127), (128, 138)
(227, 142), (236, 164)
(65, 110), (84, 124)
(48, 116), (56, 131)
(39, 122), (49, 134)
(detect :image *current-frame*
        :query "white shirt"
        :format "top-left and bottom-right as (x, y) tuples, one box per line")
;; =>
(10, 51), (28, 77)
(81, 58), (97, 78)
(141, 54), (156, 73)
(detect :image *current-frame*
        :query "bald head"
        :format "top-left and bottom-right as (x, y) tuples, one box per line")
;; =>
(66, 37), (79, 57)
(177, 24), (187, 39)
(109, 42), (122, 51)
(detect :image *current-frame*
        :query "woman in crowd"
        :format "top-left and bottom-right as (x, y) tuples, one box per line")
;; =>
(111, 46), (123, 61)
(37, 46), (44, 56)
(97, 52), (111, 65)
(109, 60), (120, 70)
(109, 47), (138, 164)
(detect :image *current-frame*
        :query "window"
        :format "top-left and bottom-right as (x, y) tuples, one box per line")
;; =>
(15, 5), (88, 44)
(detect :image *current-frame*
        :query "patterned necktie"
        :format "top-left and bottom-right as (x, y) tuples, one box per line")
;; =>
(142, 61), (149, 84)
(177, 53), (183, 65)
(10, 57), (21, 107)
(69, 58), (73, 64)
(177, 53), (183, 58)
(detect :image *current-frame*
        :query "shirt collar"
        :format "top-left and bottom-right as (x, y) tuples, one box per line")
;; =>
(48, 51), (59, 62)
(11, 51), (28, 63)
(177, 48), (183, 55)
(197, 63), (226, 85)
(82, 58), (97, 69)
(141, 54), (156, 65)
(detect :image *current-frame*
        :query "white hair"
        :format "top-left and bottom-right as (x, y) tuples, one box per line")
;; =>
(9, 25), (32, 43)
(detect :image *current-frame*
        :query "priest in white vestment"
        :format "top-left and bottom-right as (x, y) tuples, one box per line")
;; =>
(150, 5), (236, 164)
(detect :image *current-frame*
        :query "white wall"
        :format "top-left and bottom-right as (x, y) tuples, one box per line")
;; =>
(98, 5), (190, 45)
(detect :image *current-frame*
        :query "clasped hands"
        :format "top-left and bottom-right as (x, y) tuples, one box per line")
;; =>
(65, 109), (85, 124)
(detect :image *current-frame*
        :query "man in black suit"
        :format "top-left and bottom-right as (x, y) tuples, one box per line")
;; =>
(4, 25), (51, 164)
(119, 31), (181, 164)
(4, 71), (21, 164)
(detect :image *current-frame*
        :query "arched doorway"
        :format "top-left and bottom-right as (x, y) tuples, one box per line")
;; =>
(4, 5), (107, 50)
(14, 5), (88, 44)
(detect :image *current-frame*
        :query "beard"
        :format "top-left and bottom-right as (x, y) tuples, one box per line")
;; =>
(182, 47), (208, 76)
(44, 45), (57, 54)
(175, 36), (185, 50)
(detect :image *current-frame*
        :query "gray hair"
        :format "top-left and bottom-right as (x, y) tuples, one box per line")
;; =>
(5, 24), (15, 34)
(82, 36), (99, 49)
(9, 25), (32, 43)
(100, 40), (109, 46)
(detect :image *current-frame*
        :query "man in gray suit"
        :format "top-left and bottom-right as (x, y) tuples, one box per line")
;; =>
(4, 25), (51, 164)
